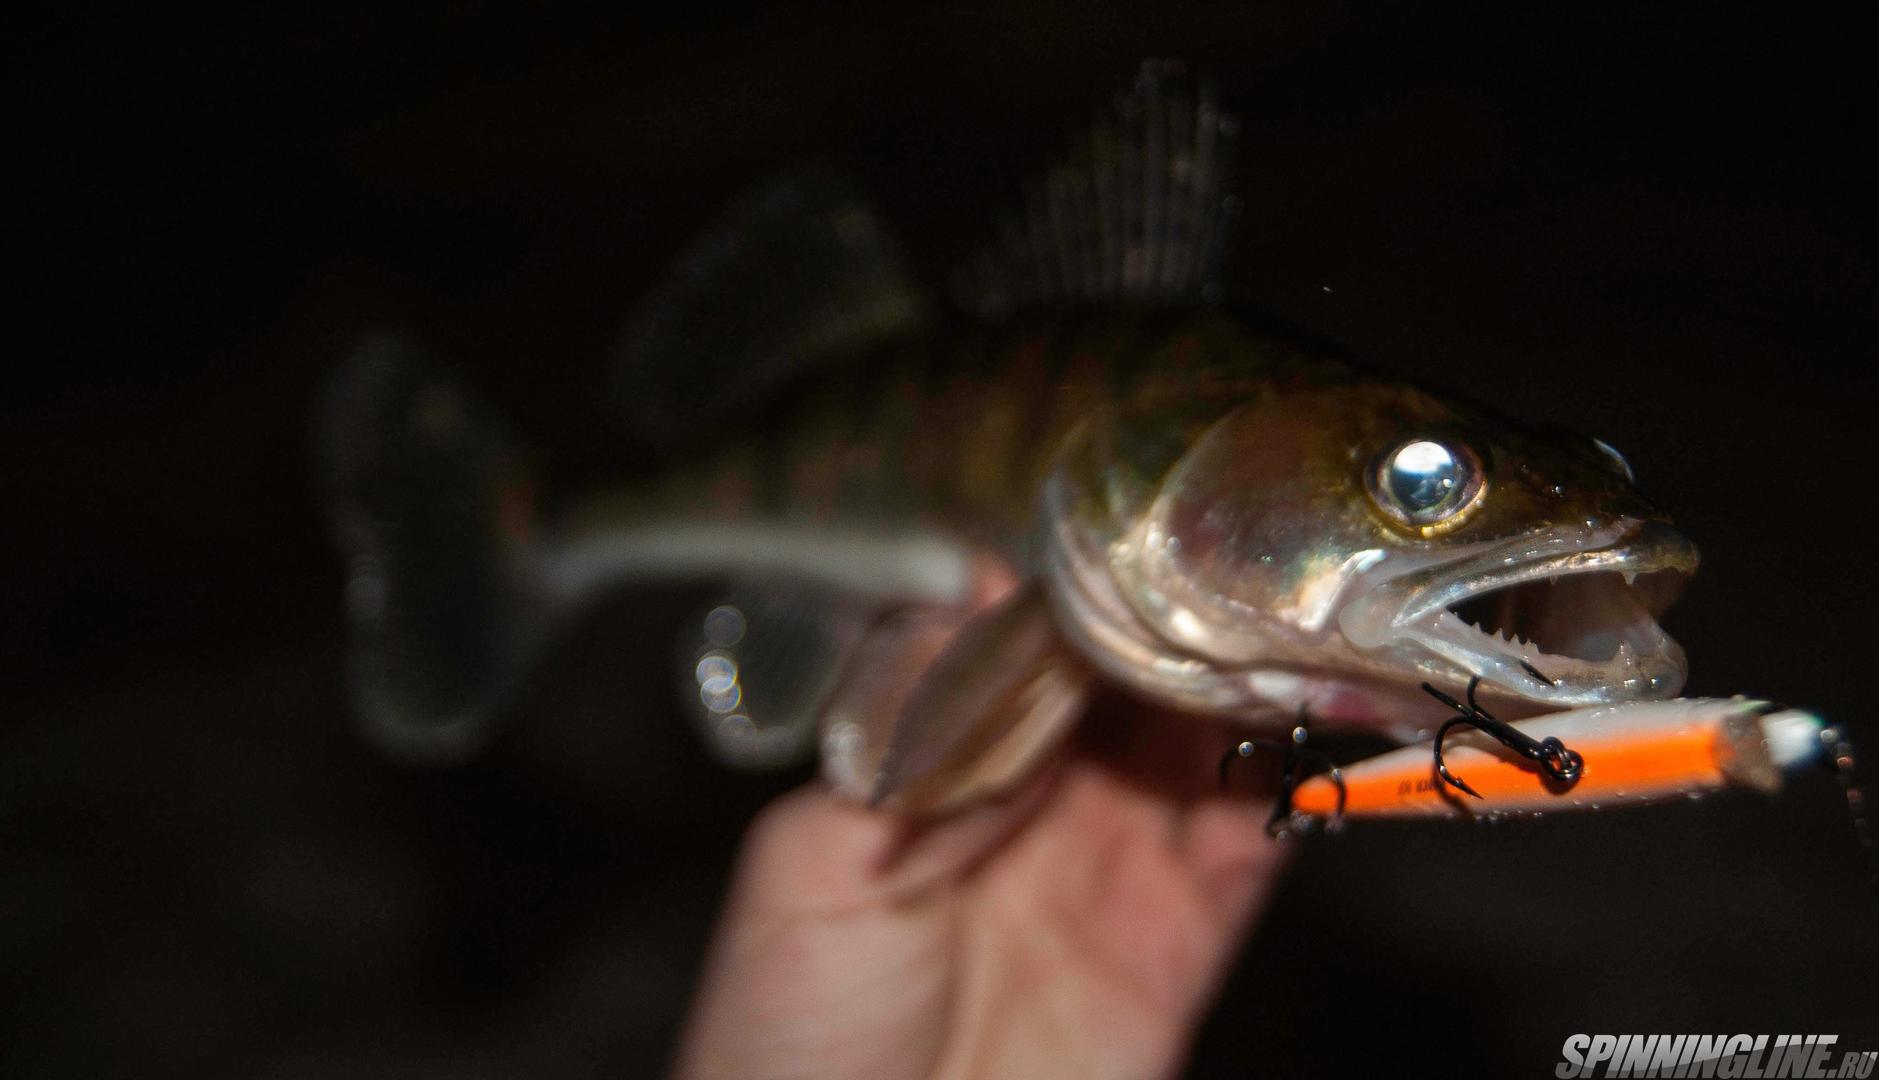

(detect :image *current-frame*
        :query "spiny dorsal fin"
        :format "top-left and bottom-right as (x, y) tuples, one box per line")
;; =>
(953, 59), (1242, 319)
(614, 164), (935, 446)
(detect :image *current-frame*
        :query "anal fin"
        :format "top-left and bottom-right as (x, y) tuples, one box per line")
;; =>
(681, 580), (876, 770)
(687, 571), (1091, 816)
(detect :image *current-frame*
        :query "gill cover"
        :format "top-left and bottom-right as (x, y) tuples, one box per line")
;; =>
(1051, 355), (1699, 715)
(1086, 380), (1456, 665)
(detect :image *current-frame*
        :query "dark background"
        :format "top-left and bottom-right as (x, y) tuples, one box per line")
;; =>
(7, 3), (1876, 1076)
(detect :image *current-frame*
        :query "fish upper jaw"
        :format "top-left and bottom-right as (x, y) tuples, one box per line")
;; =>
(1337, 519), (1699, 707)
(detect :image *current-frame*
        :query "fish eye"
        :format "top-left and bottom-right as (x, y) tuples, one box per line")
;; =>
(1368, 437), (1486, 534)
(1592, 437), (1636, 484)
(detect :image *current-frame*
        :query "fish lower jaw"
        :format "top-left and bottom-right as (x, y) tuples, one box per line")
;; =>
(1384, 522), (1697, 705)
(1415, 608), (1685, 704)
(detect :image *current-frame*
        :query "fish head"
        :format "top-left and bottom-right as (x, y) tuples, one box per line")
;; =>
(1047, 368), (1698, 721)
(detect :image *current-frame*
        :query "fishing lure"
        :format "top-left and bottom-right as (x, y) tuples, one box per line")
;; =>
(1283, 693), (1835, 821)
(319, 61), (1735, 816)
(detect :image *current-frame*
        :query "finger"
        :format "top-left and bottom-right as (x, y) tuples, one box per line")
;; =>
(732, 761), (1063, 916)
(1180, 794), (1292, 934)
(1071, 698), (1294, 926)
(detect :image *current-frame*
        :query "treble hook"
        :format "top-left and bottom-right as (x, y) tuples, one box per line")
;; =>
(1219, 710), (1348, 835)
(1420, 675), (1584, 799)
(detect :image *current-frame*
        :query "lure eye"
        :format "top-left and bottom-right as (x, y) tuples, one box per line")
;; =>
(1592, 437), (1636, 484)
(1368, 437), (1486, 533)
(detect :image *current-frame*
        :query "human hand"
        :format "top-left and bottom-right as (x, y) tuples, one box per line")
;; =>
(671, 701), (1291, 1080)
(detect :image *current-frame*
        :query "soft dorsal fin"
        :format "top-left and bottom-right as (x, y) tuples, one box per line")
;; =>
(953, 59), (1242, 319)
(614, 164), (936, 445)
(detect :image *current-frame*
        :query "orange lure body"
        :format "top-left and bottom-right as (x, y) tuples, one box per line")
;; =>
(1290, 698), (1824, 820)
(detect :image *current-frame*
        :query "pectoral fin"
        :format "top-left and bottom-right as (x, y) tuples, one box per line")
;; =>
(837, 583), (1091, 816)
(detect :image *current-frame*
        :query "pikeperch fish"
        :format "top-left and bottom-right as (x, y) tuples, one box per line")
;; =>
(317, 62), (1704, 815)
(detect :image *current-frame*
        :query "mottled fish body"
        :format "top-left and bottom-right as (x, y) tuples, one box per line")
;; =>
(570, 310), (1334, 556)
(319, 63), (1703, 814)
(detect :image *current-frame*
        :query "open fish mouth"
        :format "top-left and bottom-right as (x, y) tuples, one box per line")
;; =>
(1396, 521), (1699, 704)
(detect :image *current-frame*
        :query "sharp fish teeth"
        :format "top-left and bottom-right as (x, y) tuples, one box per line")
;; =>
(1622, 570), (1639, 586)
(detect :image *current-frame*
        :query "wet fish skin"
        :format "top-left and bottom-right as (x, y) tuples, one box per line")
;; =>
(318, 63), (1699, 813)
(564, 300), (1693, 750)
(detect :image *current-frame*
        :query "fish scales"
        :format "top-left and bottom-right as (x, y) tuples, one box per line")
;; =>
(319, 63), (1708, 814)
(602, 311), (1325, 558)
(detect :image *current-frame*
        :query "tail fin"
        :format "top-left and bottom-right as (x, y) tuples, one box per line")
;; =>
(314, 332), (546, 763)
